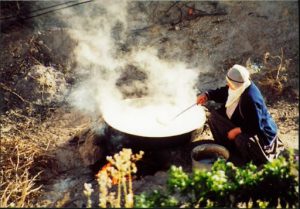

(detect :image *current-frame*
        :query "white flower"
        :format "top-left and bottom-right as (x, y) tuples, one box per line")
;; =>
(84, 183), (94, 195)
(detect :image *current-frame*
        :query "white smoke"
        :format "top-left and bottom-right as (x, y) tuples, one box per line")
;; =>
(61, 1), (201, 118)
(127, 48), (198, 106)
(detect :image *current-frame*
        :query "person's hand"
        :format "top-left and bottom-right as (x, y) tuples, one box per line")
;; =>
(227, 127), (242, 140)
(196, 93), (208, 105)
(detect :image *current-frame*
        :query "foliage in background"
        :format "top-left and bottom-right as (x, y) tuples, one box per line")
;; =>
(83, 148), (144, 208)
(134, 150), (299, 208)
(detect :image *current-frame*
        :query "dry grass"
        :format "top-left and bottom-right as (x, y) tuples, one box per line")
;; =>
(257, 48), (290, 96)
(0, 109), (55, 207)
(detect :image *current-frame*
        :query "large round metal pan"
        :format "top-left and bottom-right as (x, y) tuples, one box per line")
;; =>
(102, 97), (206, 148)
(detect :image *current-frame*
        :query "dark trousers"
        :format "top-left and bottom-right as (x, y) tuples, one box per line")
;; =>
(207, 109), (280, 165)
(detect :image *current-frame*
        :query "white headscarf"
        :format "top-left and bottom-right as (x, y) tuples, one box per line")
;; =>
(225, 65), (251, 119)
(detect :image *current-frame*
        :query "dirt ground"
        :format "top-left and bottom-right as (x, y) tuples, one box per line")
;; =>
(0, 1), (298, 207)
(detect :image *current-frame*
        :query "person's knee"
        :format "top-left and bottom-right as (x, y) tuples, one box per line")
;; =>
(207, 110), (219, 123)
(235, 135), (269, 166)
(234, 134), (248, 148)
(234, 135), (251, 159)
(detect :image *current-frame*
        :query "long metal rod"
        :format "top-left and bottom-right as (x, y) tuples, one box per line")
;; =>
(172, 103), (197, 120)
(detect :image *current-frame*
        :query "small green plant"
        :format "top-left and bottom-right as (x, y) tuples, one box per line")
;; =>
(134, 149), (299, 208)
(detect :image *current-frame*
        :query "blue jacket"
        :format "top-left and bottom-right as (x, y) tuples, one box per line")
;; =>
(206, 82), (278, 146)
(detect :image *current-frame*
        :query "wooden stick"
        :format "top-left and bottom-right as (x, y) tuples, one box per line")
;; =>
(276, 48), (284, 81)
(0, 82), (44, 106)
(0, 83), (28, 104)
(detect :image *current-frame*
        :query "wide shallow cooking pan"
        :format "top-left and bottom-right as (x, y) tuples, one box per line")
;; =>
(102, 97), (206, 149)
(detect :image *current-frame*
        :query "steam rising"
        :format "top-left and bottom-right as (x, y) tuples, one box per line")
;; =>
(62, 1), (200, 118)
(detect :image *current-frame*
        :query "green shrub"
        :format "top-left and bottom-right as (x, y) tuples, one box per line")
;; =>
(134, 150), (299, 208)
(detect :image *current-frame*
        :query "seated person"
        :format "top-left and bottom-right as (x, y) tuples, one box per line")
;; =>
(196, 64), (284, 165)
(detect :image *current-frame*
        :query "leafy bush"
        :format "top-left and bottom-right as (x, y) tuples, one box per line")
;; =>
(134, 151), (299, 208)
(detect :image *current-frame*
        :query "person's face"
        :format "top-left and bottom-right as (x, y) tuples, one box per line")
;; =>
(227, 80), (237, 90)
